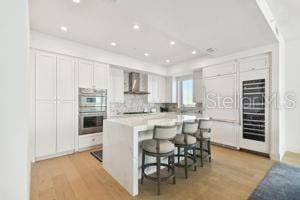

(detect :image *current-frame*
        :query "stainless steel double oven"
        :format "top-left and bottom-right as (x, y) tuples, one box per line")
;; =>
(79, 88), (107, 135)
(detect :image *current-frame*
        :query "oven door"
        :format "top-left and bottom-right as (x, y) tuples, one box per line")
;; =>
(79, 114), (103, 135)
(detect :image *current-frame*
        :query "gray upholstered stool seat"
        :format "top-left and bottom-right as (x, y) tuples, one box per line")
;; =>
(174, 134), (196, 145)
(142, 139), (175, 154)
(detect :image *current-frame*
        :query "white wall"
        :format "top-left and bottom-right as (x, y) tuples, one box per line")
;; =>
(282, 39), (300, 153)
(0, 0), (30, 199)
(30, 31), (167, 76)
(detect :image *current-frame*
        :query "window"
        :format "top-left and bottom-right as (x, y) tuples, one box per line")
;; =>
(179, 77), (195, 107)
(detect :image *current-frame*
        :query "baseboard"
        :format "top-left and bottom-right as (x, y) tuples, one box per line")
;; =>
(35, 150), (75, 161)
(286, 145), (300, 154)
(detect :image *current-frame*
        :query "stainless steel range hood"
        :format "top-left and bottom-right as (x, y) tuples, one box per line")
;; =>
(124, 72), (150, 95)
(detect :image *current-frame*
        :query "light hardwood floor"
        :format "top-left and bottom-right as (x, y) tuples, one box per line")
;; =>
(31, 145), (274, 200)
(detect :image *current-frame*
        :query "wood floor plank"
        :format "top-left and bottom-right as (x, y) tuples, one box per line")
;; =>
(31, 146), (274, 200)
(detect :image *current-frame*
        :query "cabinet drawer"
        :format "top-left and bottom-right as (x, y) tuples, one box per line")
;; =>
(239, 55), (269, 72)
(79, 134), (103, 148)
(203, 62), (236, 78)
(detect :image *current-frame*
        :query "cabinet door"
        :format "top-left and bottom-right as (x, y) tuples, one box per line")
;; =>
(57, 56), (75, 101)
(203, 62), (236, 78)
(210, 121), (237, 147)
(152, 76), (159, 103)
(35, 51), (56, 100)
(148, 75), (154, 103)
(57, 101), (75, 153)
(203, 74), (238, 148)
(193, 70), (203, 103)
(35, 101), (56, 157)
(109, 68), (124, 103)
(94, 62), (109, 89)
(78, 59), (93, 88)
(165, 77), (172, 103)
(158, 77), (166, 103)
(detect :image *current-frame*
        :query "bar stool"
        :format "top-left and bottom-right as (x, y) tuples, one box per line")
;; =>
(196, 118), (213, 167)
(174, 121), (198, 179)
(141, 125), (177, 195)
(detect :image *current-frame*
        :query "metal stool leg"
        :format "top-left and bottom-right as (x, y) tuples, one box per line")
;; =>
(184, 147), (188, 179)
(208, 140), (211, 162)
(172, 153), (176, 184)
(157, 156), (161, 195)
(193, 147), (197, 171)
(141, 151), (145, 184)
(200, 140), (203, 167)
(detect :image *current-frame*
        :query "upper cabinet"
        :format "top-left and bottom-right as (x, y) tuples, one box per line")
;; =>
(148, 74), (177, 103)
(238, 54), (269, 73)
(193, 70), (203, 103)
(166, 77), (177, 103)
(35, 52), (56, 101)
(109, 67), (124, 103)
(202, 62), (236, 78)
(94, 62), (109, 89)
(78, 59), (109, 89)
(78, 59), (94, 88)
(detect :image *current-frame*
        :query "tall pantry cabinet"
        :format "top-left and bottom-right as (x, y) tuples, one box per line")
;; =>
(35, 51), (75, 160)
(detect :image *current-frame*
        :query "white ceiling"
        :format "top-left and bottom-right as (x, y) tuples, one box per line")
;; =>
(266, 0), (300, 41)
(29, 0), (277, 66)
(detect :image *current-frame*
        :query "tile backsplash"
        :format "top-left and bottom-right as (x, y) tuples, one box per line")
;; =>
(110, 94), (164, 116)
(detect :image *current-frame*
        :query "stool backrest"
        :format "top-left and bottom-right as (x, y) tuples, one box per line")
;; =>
(182, 120), (198, 135)
(153, 125), (177, 140)
(198, 118), (213, 133)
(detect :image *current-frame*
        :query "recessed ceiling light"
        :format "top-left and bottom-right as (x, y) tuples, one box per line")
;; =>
(110, 42), (116, 46)
(72, 0), (80, 3)
(144, 53), (150, 57)
(169, 41), (175, 45)
(60, 26), (68, 32)
(133, 24), (140, 30)
(165, 59), (171, 63)
(192, 50), (197, 55)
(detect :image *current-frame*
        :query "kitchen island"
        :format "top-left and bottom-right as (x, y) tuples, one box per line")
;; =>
(103, 113), (207, 196)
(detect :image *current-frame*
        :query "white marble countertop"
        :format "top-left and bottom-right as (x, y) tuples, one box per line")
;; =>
(105, 112), (207, 131)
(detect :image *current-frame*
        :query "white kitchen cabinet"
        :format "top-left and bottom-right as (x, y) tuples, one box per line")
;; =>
(35, 50), (75, 160)
(35, 52), (56, 101)
(109, 67), (124, 103)
(148, 74), (159, 103)
(57, 56), (75, 101)
(203, 62), (236, 78)
(78, 59), (109, 89)
(94, 62), (109, 89)
(78, 59), (94, 88)
(57, 101), (75, 153)
(35, 101), (57, 157)
(193, 70), (203, 103)
(165, 77), (177, 103)
(238, 54), (269, 73)
(78, 133), (103, 150)
(158, 76), (166, 103)
(210, 120), (237, 147)
(203, 73), (238, 148)
(148, 75), (176, 103)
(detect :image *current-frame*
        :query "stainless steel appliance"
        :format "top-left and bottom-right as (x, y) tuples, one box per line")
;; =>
(79, 88), (107, 135)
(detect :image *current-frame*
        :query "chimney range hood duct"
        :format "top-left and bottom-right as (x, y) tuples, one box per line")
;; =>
(124, 72), (150, 95)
